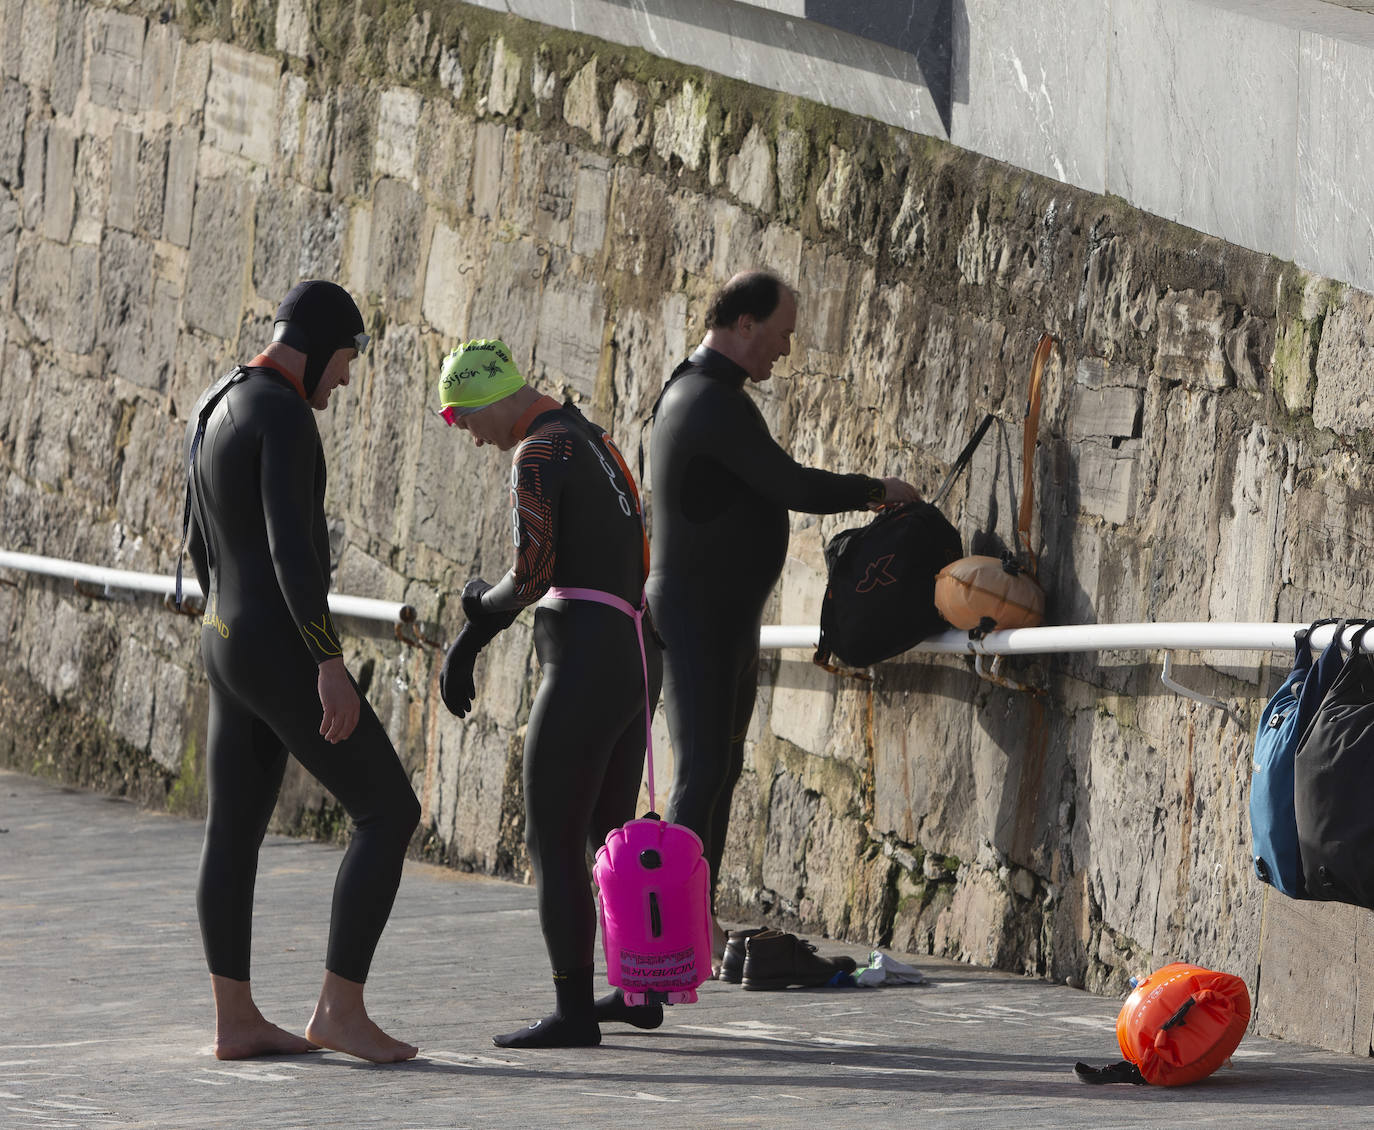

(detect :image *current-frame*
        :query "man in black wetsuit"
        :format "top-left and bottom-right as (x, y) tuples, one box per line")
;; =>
(183, 280), (420, 1063)
(648, 270), (919, 962)
(435, 338), (664, 1049)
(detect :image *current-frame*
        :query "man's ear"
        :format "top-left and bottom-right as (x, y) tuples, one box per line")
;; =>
(737, 314), (755, 337)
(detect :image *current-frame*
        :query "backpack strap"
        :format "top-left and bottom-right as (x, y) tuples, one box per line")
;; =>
(930, 414), (994, 508)
(175, 367), (249, 608)
(1017, 334), (1055, 578)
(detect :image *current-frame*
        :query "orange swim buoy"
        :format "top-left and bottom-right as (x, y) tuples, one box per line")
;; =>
(1115, 963), (1251, 1086)
(933, 554), (1045, 633)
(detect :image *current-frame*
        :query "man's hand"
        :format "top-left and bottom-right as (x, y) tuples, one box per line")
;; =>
(871, 476), (921, 511)
(318, 656), (360, 743)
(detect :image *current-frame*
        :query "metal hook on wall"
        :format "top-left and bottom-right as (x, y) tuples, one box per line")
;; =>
(1160, 651), (1239, 722)
(972, 652), (1040, 695)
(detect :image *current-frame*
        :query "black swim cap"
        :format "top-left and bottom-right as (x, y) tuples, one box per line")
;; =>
(272, 281), (369, 396)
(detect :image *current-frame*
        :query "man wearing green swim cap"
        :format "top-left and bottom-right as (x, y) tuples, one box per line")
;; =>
(435, 339), (665, 1048)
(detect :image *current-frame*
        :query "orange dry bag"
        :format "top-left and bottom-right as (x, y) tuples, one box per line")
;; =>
(1115, 963), (1251, 1086)
(934, 554), (1045, 632)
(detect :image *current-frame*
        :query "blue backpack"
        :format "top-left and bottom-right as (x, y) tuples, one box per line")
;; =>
(1250, 618), (1349, 897)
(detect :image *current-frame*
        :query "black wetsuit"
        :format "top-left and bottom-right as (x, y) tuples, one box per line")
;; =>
(185, 364), (419, 984)
(647, 347), (880, 900)
(480, 399), (662, 977)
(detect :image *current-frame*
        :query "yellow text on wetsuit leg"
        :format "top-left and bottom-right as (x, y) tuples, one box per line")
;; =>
(202, 599), (231, 639)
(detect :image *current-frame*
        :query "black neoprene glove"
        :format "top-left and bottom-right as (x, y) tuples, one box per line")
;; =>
(439, 624), (485, 718)
(439, 579), (520, 718)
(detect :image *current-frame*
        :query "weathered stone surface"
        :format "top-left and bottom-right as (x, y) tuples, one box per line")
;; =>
(438, 46), (464, 101)
(204, 44), (278, 166)
(416, 98), (472, 212)
(274, 0), (310, 59)
(162, 125), (198, 247)
(527, 54), (553, 107)
(19, 0), (57, 93)
(1, 0), (23, 79)
(276, 72), (305, 170)
(252, 183), (303, 302)
(0, 195), (18, 305)
(468, 237), (543, 366)
(421, 219), (478, 338)
(98, 229), (155, 384)
(88, 7), (144, 113)
(533, 143), (576, 247)
(1156, 289), (1235, 390)
(354, 324), (424, 545)
(470, 121), (505, 220)
(375, 87), (421, 183)
(483, 37), (521, 118)
(183, 177), (251, 340)
(570, 157), (610, 259)
(1313, 287), (1374, 434)
(365, 178), (423, 306)
(652, 81), (709, 172)
(50, 0), (83, 115)
(21, 109), (47, 229)
(298, 190), (346, 281)
(40, 121), (73, 243)
(563, 58), (602, 144)
(0, 78), (25, 187)
(138, 20), (177, 115)
(330, 86), (375, 200)
(533, 264), (604, 400)
(1081, 235), (1156, 358)
(604, 80), (649, 156)
(171, 38), (209, 126)
(298, 92), (332, 192)
(726, 123), (774, 214)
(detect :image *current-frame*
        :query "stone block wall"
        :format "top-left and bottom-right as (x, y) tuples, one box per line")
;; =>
(3, 0), (1374, 1055)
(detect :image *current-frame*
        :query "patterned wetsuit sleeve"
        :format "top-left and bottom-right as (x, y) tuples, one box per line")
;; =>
(481, 424), (572, 612)
(703, 383), (878, 513)
(258, 403), (343, 663)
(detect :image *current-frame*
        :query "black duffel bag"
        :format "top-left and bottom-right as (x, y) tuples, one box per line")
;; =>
(1293, 620), (1374, 910)
(814, 500), (963, 667)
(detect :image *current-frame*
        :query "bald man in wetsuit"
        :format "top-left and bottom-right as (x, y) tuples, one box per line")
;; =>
(648, 270), (919, 963)
(435, 338), (664, 1048)
(182, 281), (420, 1063)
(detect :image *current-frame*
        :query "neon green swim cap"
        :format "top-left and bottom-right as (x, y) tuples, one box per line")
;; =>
(438, 339), (526, 411)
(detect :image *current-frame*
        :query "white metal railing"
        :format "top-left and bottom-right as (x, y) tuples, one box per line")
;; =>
(759, 621), (1345, 655)
(0, 550), (416, 626)
(2, 548), (1353, 712)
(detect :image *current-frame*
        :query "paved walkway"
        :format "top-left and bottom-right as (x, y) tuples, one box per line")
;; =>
(2, 768), (1372, 1129)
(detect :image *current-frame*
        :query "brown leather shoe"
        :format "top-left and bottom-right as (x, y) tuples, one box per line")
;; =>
(741, 931), (858, 990)
(718, 928), (771, 984)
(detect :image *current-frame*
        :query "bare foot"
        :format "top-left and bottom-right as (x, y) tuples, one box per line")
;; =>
(215, 1017), (317, 1060)
(209, 974), (317, 1060)
(306, 971), (418, 1064)
(710, 917), (728, 978)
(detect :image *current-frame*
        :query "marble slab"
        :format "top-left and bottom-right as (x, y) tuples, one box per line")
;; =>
(1108, 0), (1299, 261)
(1296, 30), (1374, 293)
(951, 0), (1110, 193)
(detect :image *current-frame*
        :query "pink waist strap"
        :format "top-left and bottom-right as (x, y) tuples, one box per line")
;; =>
(544, 586), (656, 806)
